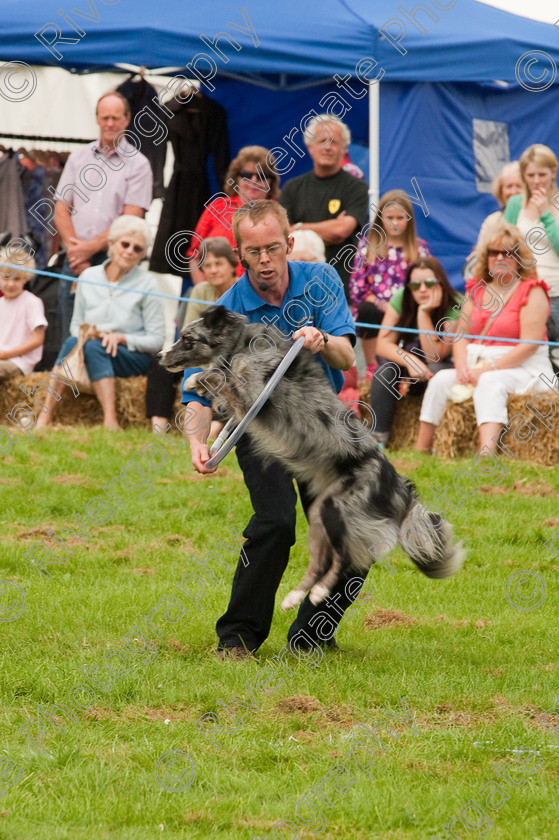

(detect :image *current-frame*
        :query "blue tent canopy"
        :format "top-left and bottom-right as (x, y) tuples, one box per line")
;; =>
(2, 0), (559, 83)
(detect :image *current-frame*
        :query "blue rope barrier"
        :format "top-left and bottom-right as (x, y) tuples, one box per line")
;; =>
(3, 261), (558, 348)
(354, 321), (559, 348)
(0, 261), (203, 305)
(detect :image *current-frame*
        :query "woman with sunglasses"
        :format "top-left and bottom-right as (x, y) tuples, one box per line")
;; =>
(369, 256), (460, 447)
(417, 220), (555, 453)
(37, 215), (165, 430)
(185, 145), (280, 284)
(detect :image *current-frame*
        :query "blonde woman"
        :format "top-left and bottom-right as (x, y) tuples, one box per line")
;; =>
(504, 144), (559, 339)
(417, 220), (554, 453)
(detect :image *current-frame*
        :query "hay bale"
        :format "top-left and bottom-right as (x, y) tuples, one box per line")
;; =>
(358, 375), (559, 466)
(1, 373), (184, 429)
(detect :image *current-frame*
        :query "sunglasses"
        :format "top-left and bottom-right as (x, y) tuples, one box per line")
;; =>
(408, 277), (438, 290)
(119, 240), (144, 254)
(487, 248), (510, 259)
(238, 169), (273, 182)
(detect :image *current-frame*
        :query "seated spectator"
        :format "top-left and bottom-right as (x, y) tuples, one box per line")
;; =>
(146, 237), (238, 432)
(287, 229), (326, 263)
(0, 247), (46, 380)
(37, 216), (164, 430)
(504, 144), (559, 365)
(370, 257), (460, 447)
(349, 190), (430, 380)
(464, 161), (521, 274)
(416, 220), (555, 453)
(186, 146), (280, 285)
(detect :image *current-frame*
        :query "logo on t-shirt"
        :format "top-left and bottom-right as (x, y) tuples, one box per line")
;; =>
(328, 199), (341, 215)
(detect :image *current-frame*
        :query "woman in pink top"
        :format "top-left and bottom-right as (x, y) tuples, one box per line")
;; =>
(0, 248), (46, 380)
(417, 220), (555, 453)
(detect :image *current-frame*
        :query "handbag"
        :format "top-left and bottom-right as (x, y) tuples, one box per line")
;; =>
(52, 323), (101, 394)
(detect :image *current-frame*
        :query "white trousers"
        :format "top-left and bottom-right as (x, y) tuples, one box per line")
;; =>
(419, 367), (538, 427)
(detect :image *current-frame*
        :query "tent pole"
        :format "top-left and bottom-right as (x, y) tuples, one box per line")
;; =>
(368, 78), (380, 219)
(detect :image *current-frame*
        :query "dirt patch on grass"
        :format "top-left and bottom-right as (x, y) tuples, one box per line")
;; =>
(541, 517), (559, 527)
(165, 639), (192, 653)
(126, 567), (155, 575)
(71, 450), (87, 459)
(364, 609), (417, 629)
(274, 695), (355, 726)
(17, 526), (54, 539)
(53, 474), (87, 485)
(0, 477), (20, 485)
(480, 480), (557, 496)
(276, 695), (325, 715)
(390, 459), (422, 473)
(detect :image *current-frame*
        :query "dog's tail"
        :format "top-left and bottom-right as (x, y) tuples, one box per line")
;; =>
(398, 499), (464, 579)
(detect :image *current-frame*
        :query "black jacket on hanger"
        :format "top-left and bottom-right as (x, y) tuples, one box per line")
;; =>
(149, 92), (230, 275)
(117, 76), (167, 200)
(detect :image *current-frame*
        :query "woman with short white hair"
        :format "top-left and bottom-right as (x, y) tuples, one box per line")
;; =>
(288, 229), (326, 263)
(37, 215), (165, 430)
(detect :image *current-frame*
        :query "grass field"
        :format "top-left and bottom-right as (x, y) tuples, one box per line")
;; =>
(0, 425), (558, 839)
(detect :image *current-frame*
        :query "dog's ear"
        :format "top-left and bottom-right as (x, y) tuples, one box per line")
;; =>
(201, 305), (245, 330)
(201, 305), (230, 329)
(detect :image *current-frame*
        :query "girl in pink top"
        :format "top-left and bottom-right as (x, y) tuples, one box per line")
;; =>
(417, 220), (555, 453)
(0, 249), (46, 380)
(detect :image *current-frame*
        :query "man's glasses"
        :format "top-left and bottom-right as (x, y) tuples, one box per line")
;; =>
(238, 169), (273, 182)
(487, 248), (510, 259)
(408, 277), (438, 290)
(243, 244), (285, 260)
(119, 241), (144, 254)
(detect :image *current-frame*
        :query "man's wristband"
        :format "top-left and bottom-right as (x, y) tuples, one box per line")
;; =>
(318, 329), (329, 345)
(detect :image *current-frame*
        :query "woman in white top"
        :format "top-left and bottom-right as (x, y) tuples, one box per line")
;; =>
(504, 144), (559, 359)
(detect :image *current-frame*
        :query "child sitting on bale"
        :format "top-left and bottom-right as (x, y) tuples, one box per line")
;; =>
(0, 246), (46, 380)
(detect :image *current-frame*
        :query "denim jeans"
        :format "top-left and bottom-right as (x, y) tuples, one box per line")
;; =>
(56, 337), (151, 382)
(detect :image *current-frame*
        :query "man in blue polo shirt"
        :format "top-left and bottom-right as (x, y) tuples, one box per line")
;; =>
(182, 200), (365, 659)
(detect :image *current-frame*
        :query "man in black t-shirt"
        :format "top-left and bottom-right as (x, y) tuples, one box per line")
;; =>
(279, 116), (369, 295)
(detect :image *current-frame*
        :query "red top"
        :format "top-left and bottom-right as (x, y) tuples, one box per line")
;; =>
(465, 276), (550, 345)
(186, 194), (244, 278)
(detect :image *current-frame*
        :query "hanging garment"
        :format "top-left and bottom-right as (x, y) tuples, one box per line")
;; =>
(116, 77), (167, 200)
(149, 92), (230, 275)
(0, 153), (27, 237)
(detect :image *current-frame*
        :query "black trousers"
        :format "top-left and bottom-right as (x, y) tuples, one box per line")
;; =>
(216, 434), (367, 651)
(356, 300), (385, 338)
(370, 357), (453, 434)
(145, 357), (182, 419)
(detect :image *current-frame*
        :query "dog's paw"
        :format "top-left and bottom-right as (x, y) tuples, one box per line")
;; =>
(183, 372), (201, 392)
(282, 589), (305, 611)
(309, 584), (329, 606)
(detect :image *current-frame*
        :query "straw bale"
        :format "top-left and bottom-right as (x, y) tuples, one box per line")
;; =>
(1, 373), (183, 429)
(359, 376), (559, 466)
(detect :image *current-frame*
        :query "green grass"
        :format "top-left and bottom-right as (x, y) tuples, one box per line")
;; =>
(0, 426), (558, 839)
